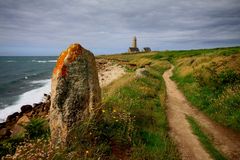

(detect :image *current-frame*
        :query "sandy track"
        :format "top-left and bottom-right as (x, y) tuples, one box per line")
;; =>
(163, 66), (212, 160)
(163, 65), (240, 160)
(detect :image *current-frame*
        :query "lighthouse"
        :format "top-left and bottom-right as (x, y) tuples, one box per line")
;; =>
(128, 36), (139, 53)
(132, 36), (137, 48)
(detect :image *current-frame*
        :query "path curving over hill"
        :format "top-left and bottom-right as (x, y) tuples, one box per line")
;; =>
(163, 65), (240, 160)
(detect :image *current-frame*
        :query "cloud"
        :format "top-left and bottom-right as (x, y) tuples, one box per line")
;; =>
(0, 0), (239, 55)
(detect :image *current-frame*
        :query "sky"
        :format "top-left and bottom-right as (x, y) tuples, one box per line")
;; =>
(0, 0), (240, 56)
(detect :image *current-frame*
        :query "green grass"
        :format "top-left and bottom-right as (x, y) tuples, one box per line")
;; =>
(145, 46), (240, 62)
(171, 55), (240, 131)
(186, 116), (227, 160)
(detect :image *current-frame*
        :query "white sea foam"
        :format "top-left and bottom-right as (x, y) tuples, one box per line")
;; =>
(32, 60), (56, 63)
(0, 79), (51, 122)
(47, 60), (57, 63)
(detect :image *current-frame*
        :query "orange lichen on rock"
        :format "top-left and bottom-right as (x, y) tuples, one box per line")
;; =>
(53, 43), (82, 77)
(65, 43), (82, 63)
(53, 51), (68, 75)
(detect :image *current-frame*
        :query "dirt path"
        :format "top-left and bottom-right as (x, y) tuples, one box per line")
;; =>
(163, 65), (240, 160)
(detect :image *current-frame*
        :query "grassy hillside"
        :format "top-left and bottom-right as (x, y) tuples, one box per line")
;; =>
(151, 46), (240, 131)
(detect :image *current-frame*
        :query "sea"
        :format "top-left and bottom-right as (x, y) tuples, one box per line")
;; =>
(0, 56), (57, 122)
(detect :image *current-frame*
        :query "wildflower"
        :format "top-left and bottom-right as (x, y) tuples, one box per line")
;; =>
(102, 109), (105, 113)
(113, 109), (116, 113)
(86, 150), (89, 154)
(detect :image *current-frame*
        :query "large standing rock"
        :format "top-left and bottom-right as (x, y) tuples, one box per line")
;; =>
(49, 43), (101, 148)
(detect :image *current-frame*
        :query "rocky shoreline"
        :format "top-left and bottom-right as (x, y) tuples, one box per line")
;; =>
(0, 95), (50, 140)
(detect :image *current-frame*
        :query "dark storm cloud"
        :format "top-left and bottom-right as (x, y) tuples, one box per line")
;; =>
(0, 0), (239, 55)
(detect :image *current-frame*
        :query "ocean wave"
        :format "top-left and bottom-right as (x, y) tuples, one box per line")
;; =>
(4, 72), (50, 87)
(0, 79), (51, 123)
(32, 60), (56, 63)
(30, 79), (50, 84)
(6, 60), (16, 63)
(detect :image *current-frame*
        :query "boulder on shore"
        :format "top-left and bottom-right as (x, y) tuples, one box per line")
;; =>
(49, 43), (101, 148)
(20, 105), (32, 113)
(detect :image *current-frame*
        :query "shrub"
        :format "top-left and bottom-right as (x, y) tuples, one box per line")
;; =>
(23, 118), (50, 140)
